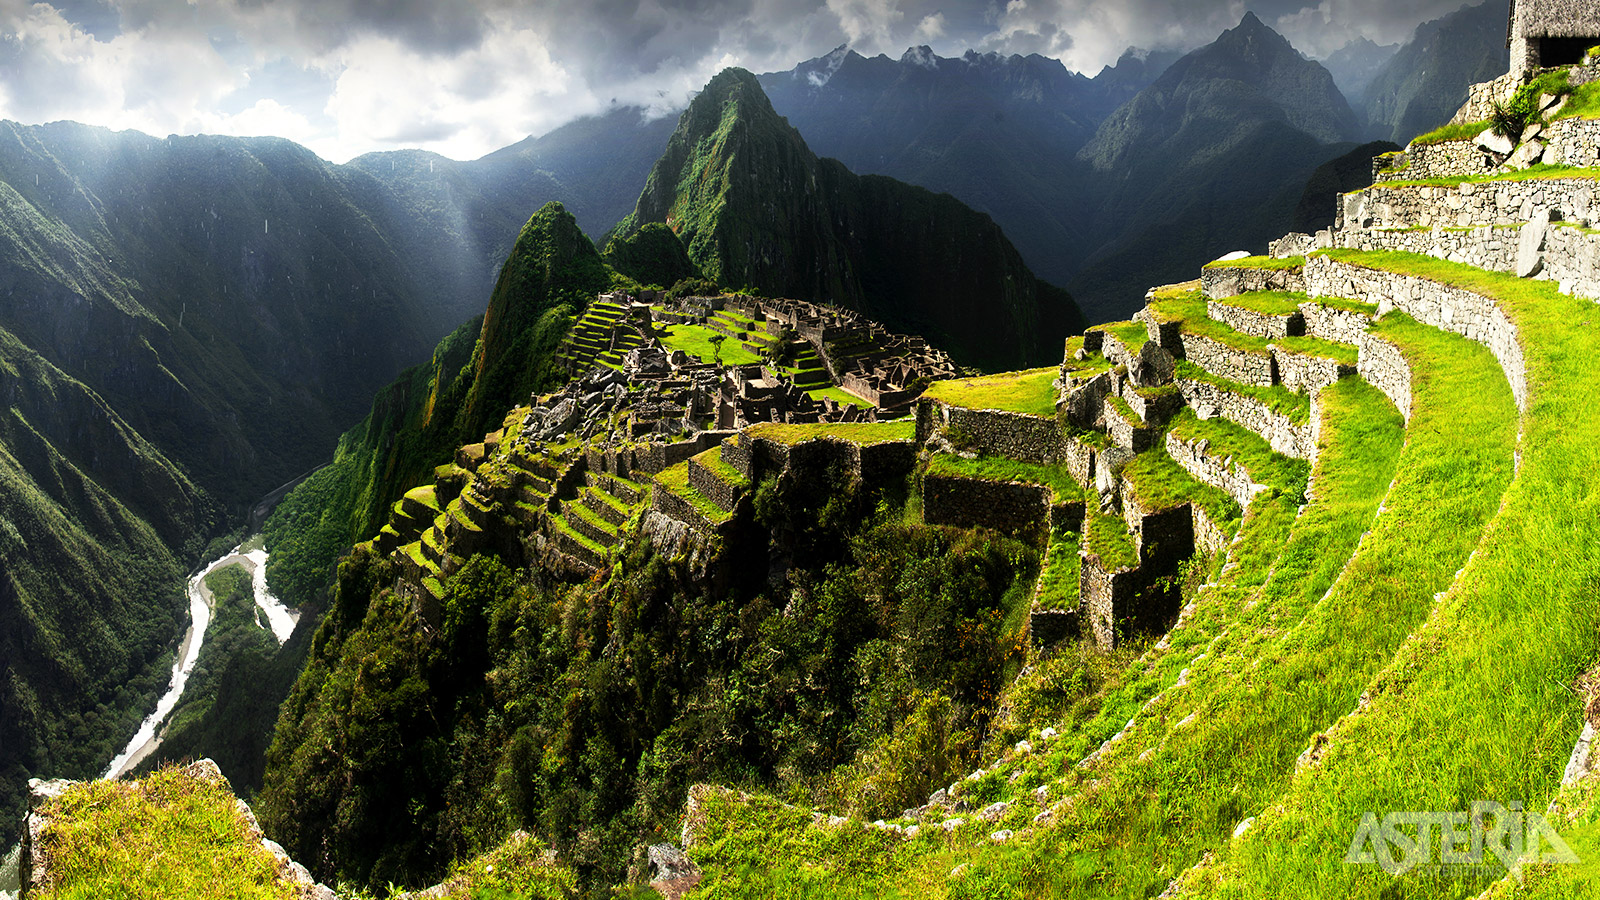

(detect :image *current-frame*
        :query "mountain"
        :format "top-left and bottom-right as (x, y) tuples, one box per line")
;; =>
(1066, 12), (1361, 318)
(0, 113), (671, 846)
(616, 67), (1082, 371)
(1362, 0), (1511, 143)
(757, 45), (1175, 292)
(1320, 37), (1402, 105)
(1290, 140), (1401, 234)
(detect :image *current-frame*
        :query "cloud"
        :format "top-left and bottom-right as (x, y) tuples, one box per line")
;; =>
(0, 0), (1506, 161)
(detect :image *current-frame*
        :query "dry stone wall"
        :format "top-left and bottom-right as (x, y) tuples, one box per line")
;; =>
(1180, 333), (1276, 387)
(1273, 348), (1351, 394)
(1357, 332), (1413, 420)
(1453, 72), (1520, 124)
(923, 473), (1052, 535)
(1201, 264), (1306, 299)
(1374, 140), (1498, 182)
(1307, 255), (1527, 411)
(1299, 301), (1374, 345)
(926, 402), (1065, 464)
(1341, 178), (1600, 231)
(1165, 431), (1265, 510)
(1546, 117), (1600, 168)
(1207, 299), (1302, 339)
(1174, 376), (1315, 460)
(1335, 221), (1600, 301)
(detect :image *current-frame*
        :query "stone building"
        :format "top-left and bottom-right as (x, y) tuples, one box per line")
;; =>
(1509, 0), (1600, 79)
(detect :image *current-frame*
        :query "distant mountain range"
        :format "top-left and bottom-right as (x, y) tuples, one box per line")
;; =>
(1361, 0), (1511, 144)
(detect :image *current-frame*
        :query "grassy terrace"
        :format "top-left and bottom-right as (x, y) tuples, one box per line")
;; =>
(1035, 529), (1081, 608)
(694, 445), (750, 490)
(1083, 511), (1137, 571)
(1201, 254), (1304, 270)
(1171, 361), (1311, 425)
(806, 385), (866, 408)
(1105, 393), (1141, 427)
(682, 375), (1414, 897)
(31, 765), (298, 900)
(1168, 407), (1310, 495)
(653, 461), (730, 525)
(923, 367), (1059, 417)
(1370, 163), (1600, 189)
(1304, 293), (1378, 315)
(403, 484), (441, 511)
(1171, 249), (1600, 896)
(1210, 290), (1305, 316)
(1407, 119), (1489, 146)
(925, 453), (1084, 504)
(743, 419), (914, 446)
(1272, 332), (1358, 367)
(1099, 321), (1150, 356)
(657, 321), (763, 366)
(1121, 447), (1241, 533)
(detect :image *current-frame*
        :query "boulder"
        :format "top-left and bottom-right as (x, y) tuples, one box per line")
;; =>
(1506, 139), (1545, 171)
(1476, 128), (1514, 156)
(1517, 211), (1550, 278)
(1130, 340), (1176, 388)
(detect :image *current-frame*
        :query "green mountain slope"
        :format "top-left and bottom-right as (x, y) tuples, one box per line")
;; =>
(615, 67), (1082, 371)
(1362, 0), (1511, 143)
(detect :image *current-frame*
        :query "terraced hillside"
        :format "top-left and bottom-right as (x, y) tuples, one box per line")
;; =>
(667, 59), (1600, 899)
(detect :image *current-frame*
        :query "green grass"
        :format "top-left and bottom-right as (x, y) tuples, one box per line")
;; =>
(1167, 408), (1310, 496)
(807, 385), (866, 408)
(1273, 333), (1358, 367)
(1408, 119), (1490, 146)
(1120, 448), (1242, 533)
(1084, 511), (1138, 572)
(1099, 321), (1150, 357)
(1202, 255), (1305, 271)
(694, 445), (751, 490)
(925, 453), (1084, 505)
(1172, 361), (1312, 426)
(744, 420), (915, 446)
(1036, 530), (1082, 608)
(654, 461), (731, 524)
(1370, 164), (1600, 189)
(1105, 394), (1141, 427)
(32, 765), (298, 900)
(682, 374), (1414, 897)
(1155, 291), (1276, 355)
(923, 367), (1059, 417)
(1305, 294), (1379, 315)
(1211, 290), (1305, 316)
(1553, 77), (1600, 120)
(658, 321), (763, 366)
(550, 508), (612, 554)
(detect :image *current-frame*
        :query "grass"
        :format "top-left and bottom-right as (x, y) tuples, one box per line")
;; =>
(550, 507), (612, 554)
(1084, 511), (1138, 572)
(653, 461), (731, 525)
(1408, 119), (1490, 146)
(1210, 290), (1305, 316)
(923, 367), (1059, 417)
(807, 386), (866, 407)
(657, 321), (763, 366)
(31, 764), (298, 899)
(402, 484), (441, 512)
(1035, 530), (1082, 609)
(1273, 333), (1358, 367)
(1172, 361), (1311, 426)
(1120, 448), (1242, 533)
(681, 374), (1413, 897)
(1553, 77), (1600, 121)
(694, 445), (750, 490)
(1158, 292), (1276, 355)
(1305, 293), (1378, 315)
(744, 420), (915, 446)
(925, 453), (1084, 505)
(1167, 407), (1311, 496)
(1370, 164), (1600, 189)
(1202, 255), (1304, 271)
(1105, 394), (1141, 427)
(1099, 321), (1150, 357)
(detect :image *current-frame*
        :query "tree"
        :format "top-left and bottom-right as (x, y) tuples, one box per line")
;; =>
(709, 333), (726, 366)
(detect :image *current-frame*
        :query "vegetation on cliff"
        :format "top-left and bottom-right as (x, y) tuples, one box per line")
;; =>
(614, 67), (1082, 371)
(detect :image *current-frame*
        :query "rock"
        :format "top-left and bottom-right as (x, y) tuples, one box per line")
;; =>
(1539, 93), (1561, 113)
(978, 801), (1010, 822)
(1506, 139), (1545, 171)
(1132, 340), (1176, 388)
(940, 817), (965, 832)
(1517, 211), (1550, 278)
(1520, 122), (1545, 144)
(1073, 347), (1087, 362)
(905, 825), (921, 839)
(1213, 250), (1251, 262)
(1013, 740), (1033, 756)
(647, 842), (702, 900)
(1232, 817), (1255, 839)
(1040, 726), (1057, 741)
(990, 829), (1014, 843)
(1476, 128), (1514, 156)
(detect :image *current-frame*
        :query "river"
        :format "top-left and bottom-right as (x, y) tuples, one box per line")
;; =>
(99, 537), (298, 781)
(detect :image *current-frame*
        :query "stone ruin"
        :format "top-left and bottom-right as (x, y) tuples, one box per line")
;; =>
(1509, 0), (1600, 80)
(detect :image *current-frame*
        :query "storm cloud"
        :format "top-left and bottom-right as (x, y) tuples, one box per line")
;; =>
(0, 0), (1489, 161)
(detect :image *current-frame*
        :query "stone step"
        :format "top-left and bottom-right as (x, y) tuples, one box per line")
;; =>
(549, 520), (606, 572)
(1102, 394), (1160, 453)
(581, 487), (630, 527)
(562, 503), (619, 548)
(1163, 412), (1284, 511)
(1206, 291), (1306, 339)
(1171, 361), (1315, 460)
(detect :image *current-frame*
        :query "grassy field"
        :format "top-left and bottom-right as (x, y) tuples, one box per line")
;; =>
(32, 765), (298, 900)
(658, 322), (764, 366)
(924, 368), (1059, 417)
(925, 452), (1084, 504)
(807, 385), (867, 408)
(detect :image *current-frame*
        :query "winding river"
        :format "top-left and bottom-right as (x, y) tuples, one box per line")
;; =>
(100, 538), (298, 781)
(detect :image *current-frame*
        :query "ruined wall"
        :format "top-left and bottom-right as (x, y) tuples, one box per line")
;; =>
(1299, 301), (1374, 345)
(1273, 348), (1351, 394)
(923, 473), (1052, 536)
(1334, 219), (1600, 301)
(1356, 331), (1414, 421)
(687, 458), (742, 513)
(1453, 72), (1521, 123)
(1080, 555), (1141, 650)
(1207, 299), (1302, 339)
(932, 403), (1065, 464)
(1165, 431), (1264, 510)
(1174, 377), (1315, 460)
(1201, 264), (1306, 299)
(1179, 333), (1276, 387)
(1374, 140), (1498, 182)
(1308, 255), (1527, 411)
(1341, 177), (1600, 231)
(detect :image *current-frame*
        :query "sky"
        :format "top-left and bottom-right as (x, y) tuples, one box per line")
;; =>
(0, 0), (1483, 163)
